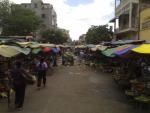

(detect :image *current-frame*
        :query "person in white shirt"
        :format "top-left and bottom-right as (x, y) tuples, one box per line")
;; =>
(36, 58), (48, 88)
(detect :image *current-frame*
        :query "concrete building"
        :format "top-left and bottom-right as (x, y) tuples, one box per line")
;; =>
(139, 0), (150, 40)
(0, 19), (2, 35)
(110, 0), (139, 40)
(21, 0), (57, 29)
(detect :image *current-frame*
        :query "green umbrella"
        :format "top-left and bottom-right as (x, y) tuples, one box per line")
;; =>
(32, 48), (42, 54)
(102, 48), (116, 57)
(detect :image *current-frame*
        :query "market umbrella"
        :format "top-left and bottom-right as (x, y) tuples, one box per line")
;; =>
(91, 47), (97, 51)
(17, 42), (40, 48)
(91, 45), (107, 51)
(86, 44), (95, 48)
(132, 44), (150, 54)
(115, 45), (138, 56)
(32, 48), (42, 54)
(96, 45), (107, 51)
(17, 42), (33, 47)
(43, 47), (52, 53)
(102, 45), (135, 57)
(75, 45), (86, 49)
(39, 44), (56, 48)
(52, 47), (60, 53)
(0, 45), (30, 57)
(102, 48), (116, 57)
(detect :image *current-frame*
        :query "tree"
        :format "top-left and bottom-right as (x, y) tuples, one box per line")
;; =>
(0, 0), (11, 30)
(0, 0), (11, 19)
(85, 25), (113, 44)
(41, 28), (69, 44)
(1, 1), (41, 36)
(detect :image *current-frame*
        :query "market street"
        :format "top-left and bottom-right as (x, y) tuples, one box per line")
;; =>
(0, 64), (148, 113)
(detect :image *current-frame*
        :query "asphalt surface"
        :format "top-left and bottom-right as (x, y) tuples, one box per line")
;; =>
(0, 63), (149, 113)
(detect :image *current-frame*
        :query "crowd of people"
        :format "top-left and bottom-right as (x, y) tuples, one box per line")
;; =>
(4, 47), (87, 111)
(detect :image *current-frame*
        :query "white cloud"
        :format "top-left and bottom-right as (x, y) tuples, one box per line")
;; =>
(10, 0), (114, 40)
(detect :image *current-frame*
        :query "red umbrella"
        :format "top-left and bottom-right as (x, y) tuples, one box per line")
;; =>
(43, 47), (52, 53)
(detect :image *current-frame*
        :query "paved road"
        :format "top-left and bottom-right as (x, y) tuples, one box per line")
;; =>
(0, 64), (149, 113)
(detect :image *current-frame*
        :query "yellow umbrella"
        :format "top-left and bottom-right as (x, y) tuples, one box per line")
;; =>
(132, 44), (150, 54)
(96, 45), (107, 51)
(0, 45), (30, 57)
(75, 45), (86, 49)
(39, 44), (56, 48)
(17, 42), (33, 47)
(91, 47), (97, 51)
(0, 45), (20, 57)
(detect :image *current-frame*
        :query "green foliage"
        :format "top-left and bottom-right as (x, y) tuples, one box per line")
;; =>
(0, 1), (41, 36)
(41, 29), (69, 44)
(85, 25), (113, 44)
(0, 0), (10, 17)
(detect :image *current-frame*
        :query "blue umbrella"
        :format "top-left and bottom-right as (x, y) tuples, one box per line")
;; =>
(52, 48), (59, 53)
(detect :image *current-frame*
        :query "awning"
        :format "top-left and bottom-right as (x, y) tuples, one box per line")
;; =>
(109, 17), (118, 22)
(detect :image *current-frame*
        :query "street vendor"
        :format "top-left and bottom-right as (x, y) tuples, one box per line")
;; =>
(63, 49), (74, 66)
(10, 61), (32, 111)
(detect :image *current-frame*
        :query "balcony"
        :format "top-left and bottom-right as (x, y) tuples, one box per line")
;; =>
(115, 27), (138, 34)
(115, 0), (139, 17)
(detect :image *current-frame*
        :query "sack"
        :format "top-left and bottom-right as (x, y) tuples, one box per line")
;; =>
(26, 75), (36, 85)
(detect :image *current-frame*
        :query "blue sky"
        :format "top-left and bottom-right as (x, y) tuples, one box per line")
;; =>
(66, 0), (93, 6)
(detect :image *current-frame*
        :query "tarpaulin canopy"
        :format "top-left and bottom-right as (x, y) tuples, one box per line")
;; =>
(132, 44), (150, 54)
(0, 45), (30, 57)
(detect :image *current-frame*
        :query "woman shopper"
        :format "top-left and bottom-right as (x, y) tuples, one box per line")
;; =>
(37, 58), (48, 89)
(11, 61), (31, 110)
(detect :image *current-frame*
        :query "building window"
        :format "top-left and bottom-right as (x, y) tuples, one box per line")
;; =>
(41, 14), (46, 18)
(34, 3), (37, 8)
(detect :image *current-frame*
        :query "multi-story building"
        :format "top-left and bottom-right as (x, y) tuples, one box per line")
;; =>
(139, 0), (150, 40)
(21, 0), (57, 29)
(110, 0), (139, 40)
(0, 19), (2, 35)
